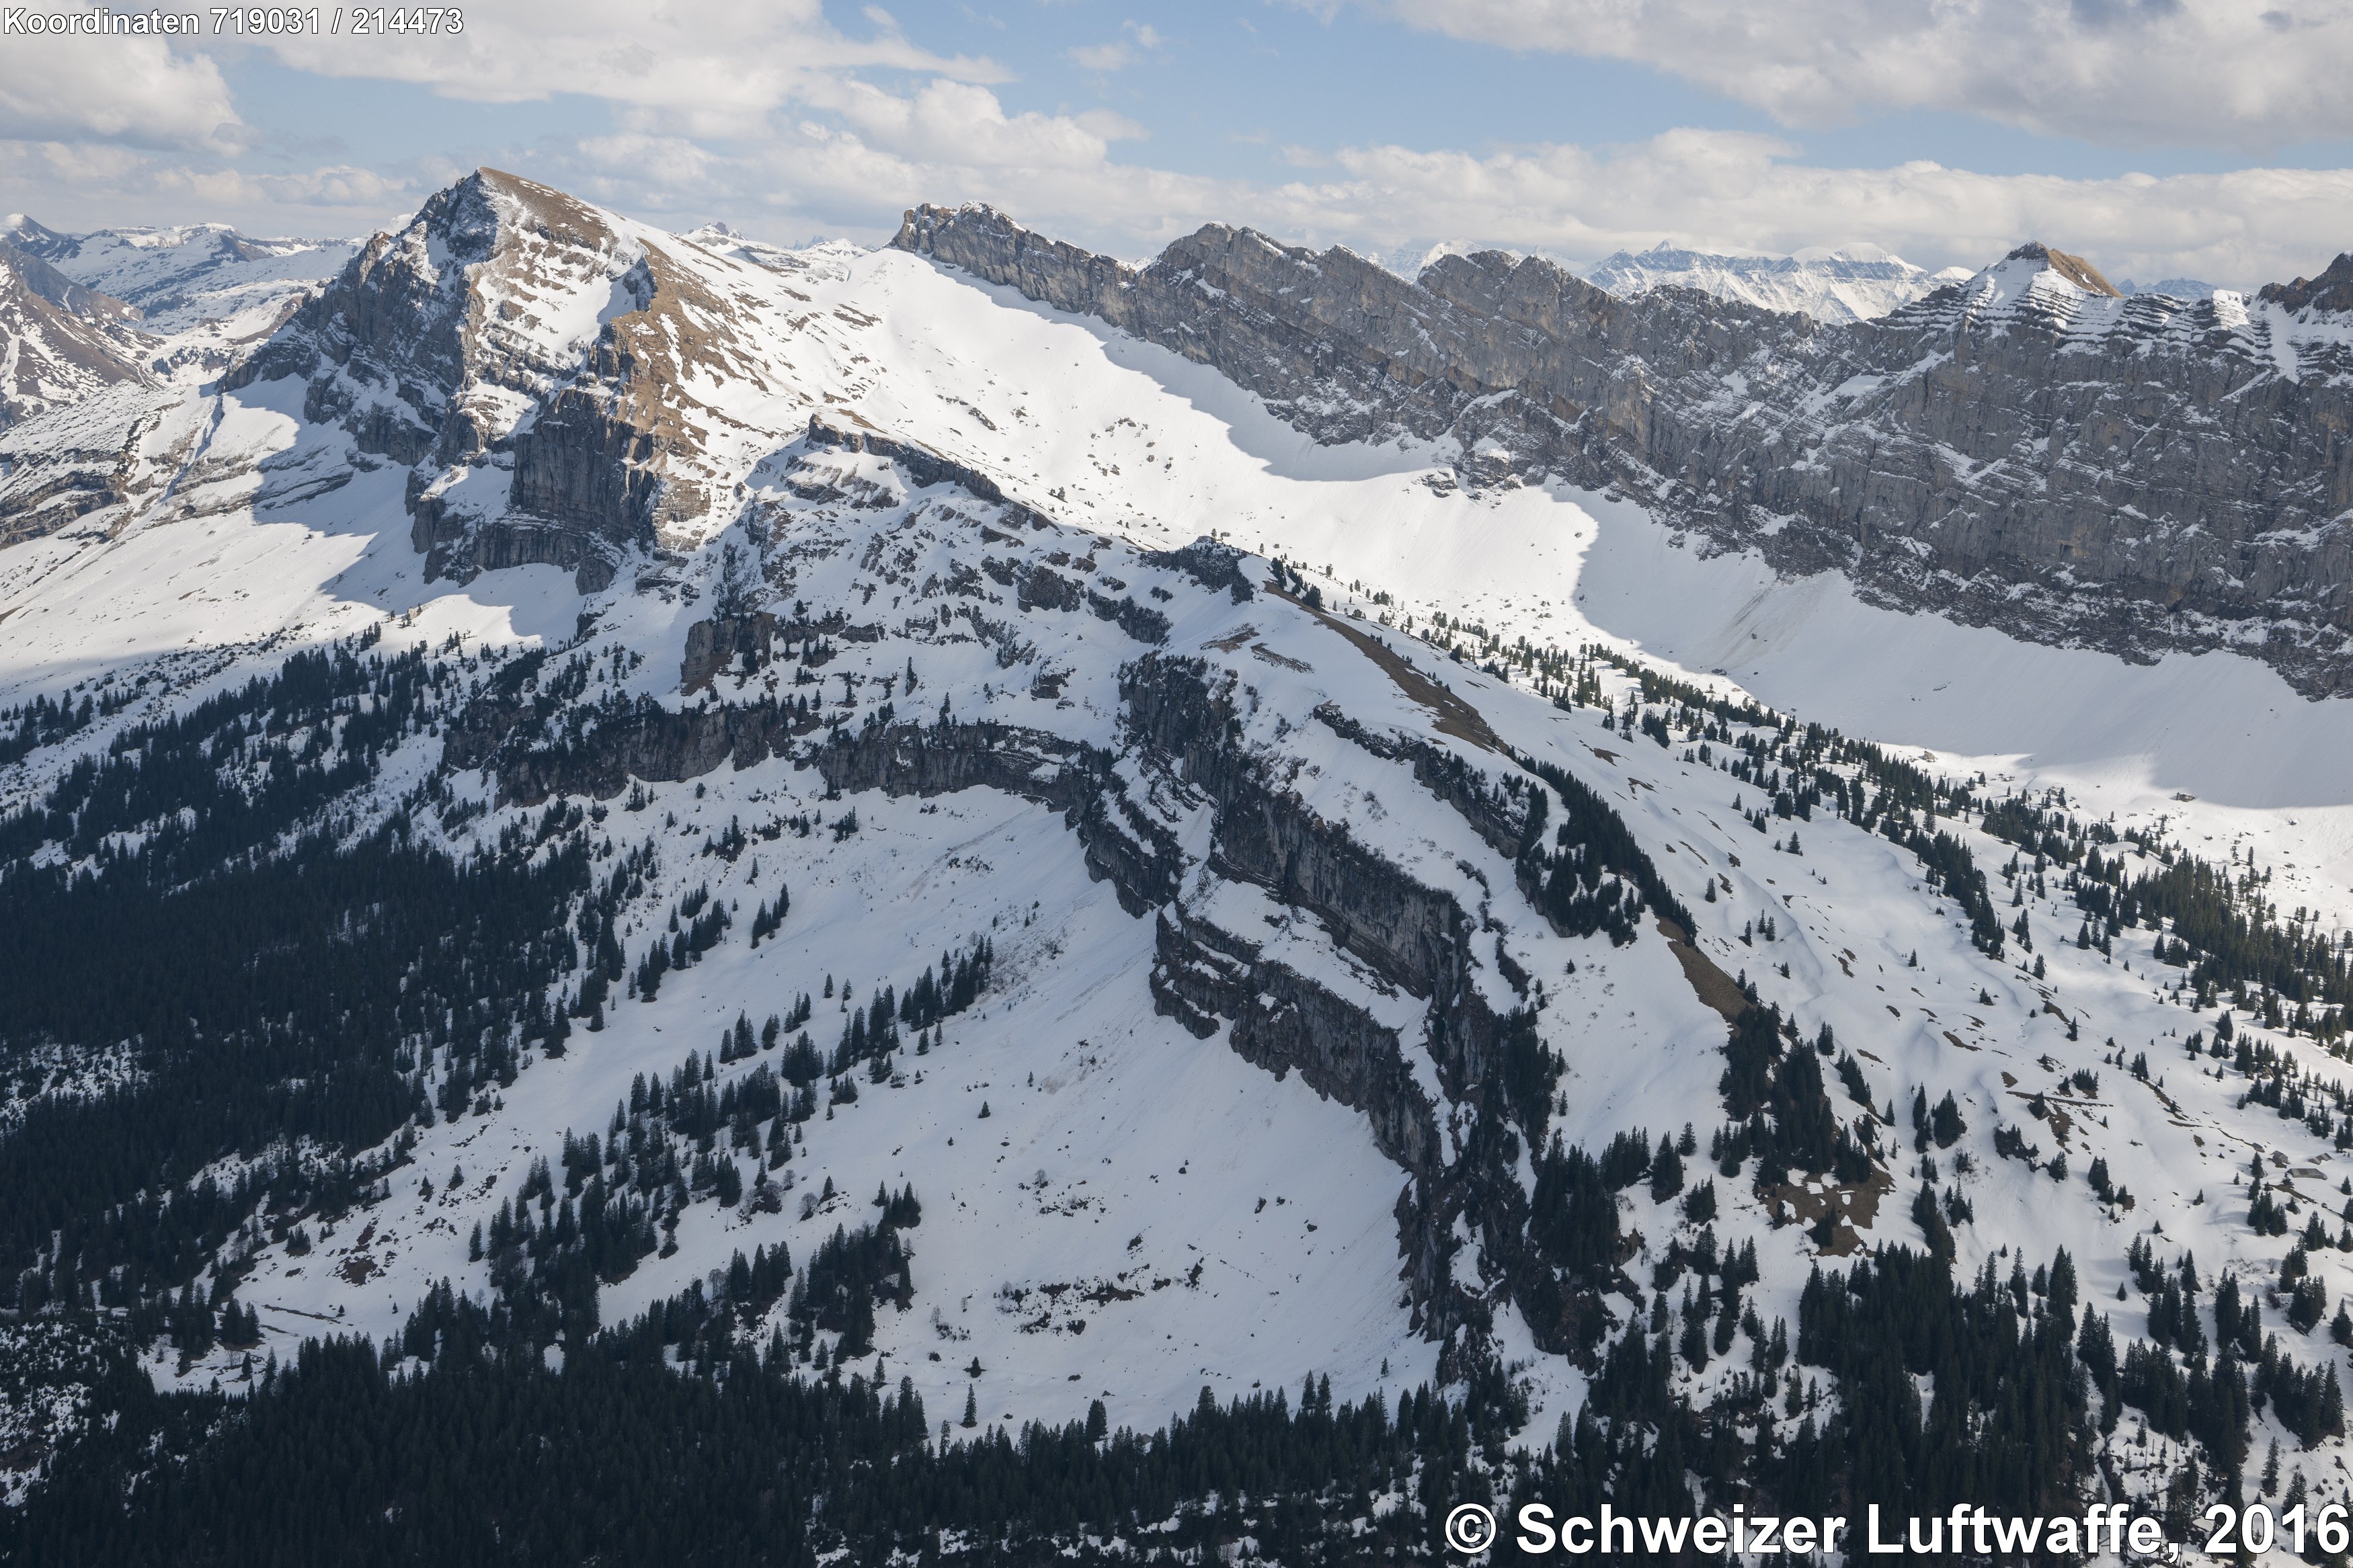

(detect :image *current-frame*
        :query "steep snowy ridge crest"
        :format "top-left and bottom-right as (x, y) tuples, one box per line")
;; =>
(899, 201), (2353, 698)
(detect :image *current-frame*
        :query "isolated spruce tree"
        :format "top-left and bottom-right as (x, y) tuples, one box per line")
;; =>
(1648, 1137), (1685, 1201)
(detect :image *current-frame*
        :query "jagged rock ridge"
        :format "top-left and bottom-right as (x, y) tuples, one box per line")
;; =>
(896, 204), (2353, 696)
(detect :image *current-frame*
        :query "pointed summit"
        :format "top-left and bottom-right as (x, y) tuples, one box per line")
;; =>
(2258, 252), (2353, 315)
(230, 169), (798, 590)
(1892, 238), (2132, 327)
(2003, 241), (2120, 297)
(0, 212), (75, 263)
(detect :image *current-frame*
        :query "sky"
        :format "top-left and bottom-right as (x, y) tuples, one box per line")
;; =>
(4, 0), (2353, 288)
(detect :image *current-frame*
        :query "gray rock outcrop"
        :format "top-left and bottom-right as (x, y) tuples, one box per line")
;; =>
(896, 205), (2353, 696)
(233, 169), (748, 593)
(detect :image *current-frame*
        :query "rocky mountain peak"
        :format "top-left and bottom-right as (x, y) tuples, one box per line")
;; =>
(2000, 239), (2121, 296)
(225, 171), (820, 591)
(0, 237), (137, 324)
(0, 250), (151, 427)
(231, 167), (656, 471)
(0, 212), (74, 263)
(2259, 251), (2353, 315)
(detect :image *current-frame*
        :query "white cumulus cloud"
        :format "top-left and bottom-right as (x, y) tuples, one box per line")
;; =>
(260, 0), (1005, 138)
(1370, 0), (2353, 150)
(0, 22), (243, 150)
(1238, 130), (2353, 288)
(816, 79), (1146, 173)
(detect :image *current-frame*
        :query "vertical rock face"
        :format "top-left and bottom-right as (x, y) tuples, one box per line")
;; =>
(898, 204), (2353, 696)
(681, 612), (780, 693)
(1123, 655), (1465, 999)
(1114, 651), (1634, 1361)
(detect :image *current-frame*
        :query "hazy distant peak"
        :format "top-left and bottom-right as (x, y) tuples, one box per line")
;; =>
(1581, 243), (1941, 322)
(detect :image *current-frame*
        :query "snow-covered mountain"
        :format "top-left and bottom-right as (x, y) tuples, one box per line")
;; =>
(6, 171), (2353, 1554)
(0, 239), (148, 427)
(2121, 275), (2224, 301)
(914, 209), (2353, 700)
(0, 212), (354, 386)
(1583, 243), (2223, 322)
(1582, 242), (1966, 322)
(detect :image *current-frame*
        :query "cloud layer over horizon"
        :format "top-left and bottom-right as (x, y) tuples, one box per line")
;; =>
(1, 0), (2348, 290)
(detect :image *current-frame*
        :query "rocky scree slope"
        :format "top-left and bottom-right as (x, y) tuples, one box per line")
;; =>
(899, 206), (2353, 698)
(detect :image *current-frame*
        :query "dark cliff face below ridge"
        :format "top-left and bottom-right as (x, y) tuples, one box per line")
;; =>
(895, 203), (2353, 698)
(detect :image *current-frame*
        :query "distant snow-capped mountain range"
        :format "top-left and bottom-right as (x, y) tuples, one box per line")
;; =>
(1579, 240), (2222, 323)
(1581, 243), (1972, 322)
(0, 214), (355, 422)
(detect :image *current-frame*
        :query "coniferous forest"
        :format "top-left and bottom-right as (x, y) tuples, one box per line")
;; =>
(7, 609), (2353, 1559)
(2, 1228), (2247, 1564)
